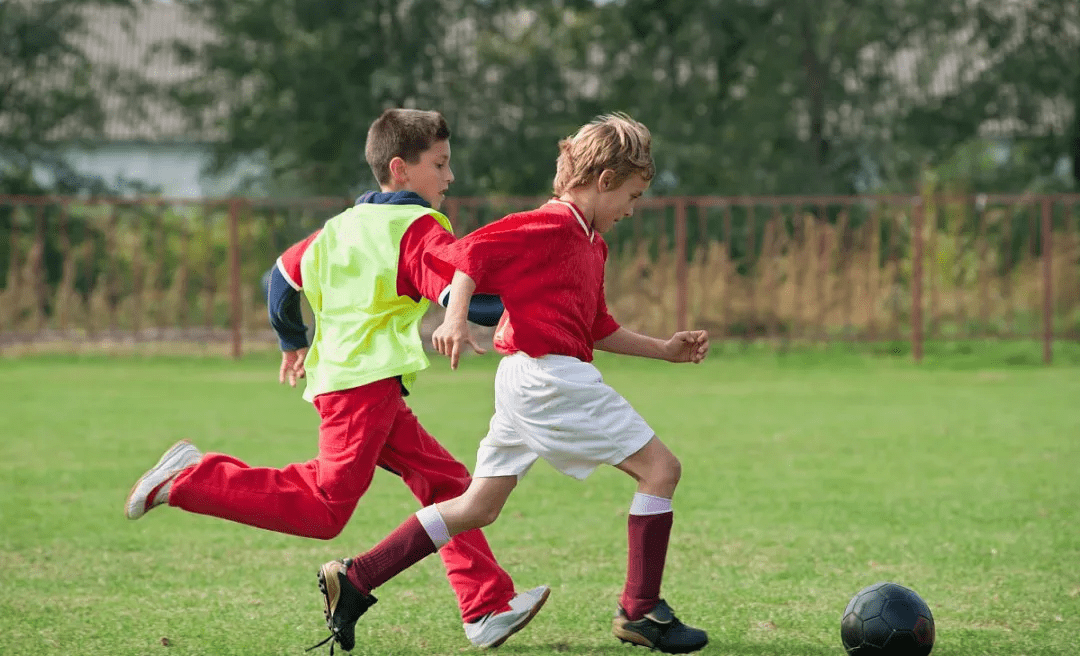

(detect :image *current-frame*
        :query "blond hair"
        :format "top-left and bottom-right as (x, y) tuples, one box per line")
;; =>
(365, 109), (451, 185)
(552, 113), (655, 195)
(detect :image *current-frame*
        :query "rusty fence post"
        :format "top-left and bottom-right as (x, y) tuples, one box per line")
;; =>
(228, 199), (243, 359)
(762, 213), (777, 342)
(911, 198), (924, 363)
(32, 205), (47, 334)
(1041, 198), (1053, 365)
(867, 205), (879, 341)
(57, 203), (71, 337)
(721, 203), (733, 341)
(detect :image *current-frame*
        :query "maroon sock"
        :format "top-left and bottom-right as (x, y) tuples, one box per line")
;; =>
(620, 511), (674, 621)
(347, 514), (437, 595)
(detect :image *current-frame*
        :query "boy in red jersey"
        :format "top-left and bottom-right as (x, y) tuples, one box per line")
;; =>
(124, 109), (547, 651)
(313, 114), (710, 653)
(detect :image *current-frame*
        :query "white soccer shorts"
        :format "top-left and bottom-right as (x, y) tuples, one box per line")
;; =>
(473, 353), (656, 480)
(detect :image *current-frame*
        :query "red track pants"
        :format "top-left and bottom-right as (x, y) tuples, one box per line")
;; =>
(168, 377), (514, 621)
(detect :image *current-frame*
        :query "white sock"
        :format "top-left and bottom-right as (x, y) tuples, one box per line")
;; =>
(415, 505), (451, 549)
(629, 492), (673, 516)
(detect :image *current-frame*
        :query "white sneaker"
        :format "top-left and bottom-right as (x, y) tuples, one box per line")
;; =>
(124, 440), (202, 519)
(464, 585), (550, 648)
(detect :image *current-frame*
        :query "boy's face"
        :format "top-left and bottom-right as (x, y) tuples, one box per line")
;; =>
(593, 172), (650, 234)
(391, 139), (455, 210)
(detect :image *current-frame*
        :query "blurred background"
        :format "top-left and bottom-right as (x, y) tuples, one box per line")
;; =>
(2, 0), (1078, 359)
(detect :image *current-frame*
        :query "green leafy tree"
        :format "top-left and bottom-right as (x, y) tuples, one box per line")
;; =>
(0, 0), (146, 299)
(161, 0), (1077, 197)
(594, 0), (981, 195)
(447, 3), (606, 196)
(170, 0), (518, 196)
(903, 0), (1079, 192)
(590, 0), (780, 194)
(0, 0), (142, 195)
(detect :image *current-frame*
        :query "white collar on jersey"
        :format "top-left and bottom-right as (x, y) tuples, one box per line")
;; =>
(546, 199), (595, 242)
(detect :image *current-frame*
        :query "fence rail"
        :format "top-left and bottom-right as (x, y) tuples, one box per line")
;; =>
(2, 193), (1078, 362)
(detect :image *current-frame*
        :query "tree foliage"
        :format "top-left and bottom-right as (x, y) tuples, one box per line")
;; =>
(171, 0), (485, 195)
(17, 0), (1079, 197)
(0, 0), (142, 195)
(896, 0), (1080, 192)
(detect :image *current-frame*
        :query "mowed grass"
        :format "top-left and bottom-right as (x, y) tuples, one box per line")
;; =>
(2, 346), (1079, 655)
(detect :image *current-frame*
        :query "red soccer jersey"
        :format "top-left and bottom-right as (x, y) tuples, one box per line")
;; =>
(276, 214), (456, 302)
(428, 200), (620, 362)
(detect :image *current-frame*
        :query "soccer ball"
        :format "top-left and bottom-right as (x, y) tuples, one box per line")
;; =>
(840, 581), (935, 655)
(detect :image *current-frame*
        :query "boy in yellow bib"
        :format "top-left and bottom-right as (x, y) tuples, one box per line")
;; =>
(124, 109), (548, 651)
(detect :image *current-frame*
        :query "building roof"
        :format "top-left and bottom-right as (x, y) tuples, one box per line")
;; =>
(77, 0), (220, 142)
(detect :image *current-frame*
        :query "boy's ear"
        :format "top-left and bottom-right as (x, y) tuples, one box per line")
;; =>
(597, 169), (615, 192)
(389, 157), (407, 184)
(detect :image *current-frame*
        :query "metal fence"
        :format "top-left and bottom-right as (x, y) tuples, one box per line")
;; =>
(2, 193), (1078, 361)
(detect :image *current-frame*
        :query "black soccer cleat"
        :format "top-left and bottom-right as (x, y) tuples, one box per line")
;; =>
(307, 558), (378, 654)
(612, 599), (708, 654)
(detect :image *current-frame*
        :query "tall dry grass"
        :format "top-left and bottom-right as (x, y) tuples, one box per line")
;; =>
(3, 213), (1079, 352)
(607, 215), (1080, 340)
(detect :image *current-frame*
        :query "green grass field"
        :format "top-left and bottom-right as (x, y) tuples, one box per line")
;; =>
(2, 346), (1079, 655)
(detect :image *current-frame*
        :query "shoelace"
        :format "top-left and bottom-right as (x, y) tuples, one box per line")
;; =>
(305, 630), (339, 655)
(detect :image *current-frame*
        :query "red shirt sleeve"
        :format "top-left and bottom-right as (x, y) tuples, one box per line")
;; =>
(423, 213), (549, 293)
(397, 215), (457, 302)
(592, 290), (620, 340)
(277, 229), (321, 289)
(592, 240), (620, 340)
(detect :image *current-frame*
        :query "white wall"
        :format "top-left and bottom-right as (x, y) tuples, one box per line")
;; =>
(39, 142), (264, 198)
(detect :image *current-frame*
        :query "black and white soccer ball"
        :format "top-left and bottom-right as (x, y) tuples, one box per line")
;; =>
(840, 581), (935, 655)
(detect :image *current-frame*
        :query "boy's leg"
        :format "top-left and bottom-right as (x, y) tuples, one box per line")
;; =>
(375, 400), (516, 622)
(315, 358), (546, 649)
(613, 436), (680, 618)
(612, 436), (707, 653)
(165, 380), (399, 539)
(343, 476), (519, 596)
(315, 477), (532, 651)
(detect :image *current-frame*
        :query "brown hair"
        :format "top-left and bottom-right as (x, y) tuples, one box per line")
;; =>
(552, 113), (655, 195)
(365, 109), (451, 185)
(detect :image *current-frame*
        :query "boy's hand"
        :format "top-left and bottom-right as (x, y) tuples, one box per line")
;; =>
(432, 320), (486, 370)
(279, 347), (308, 386)
(664, 330), (709, 364)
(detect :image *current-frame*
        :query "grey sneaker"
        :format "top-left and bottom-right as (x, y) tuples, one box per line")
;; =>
(124, 440), (202, 519)
(612, 599), (708, 653)
(464, 585), (551, 648)
(309, 559), (378, 654)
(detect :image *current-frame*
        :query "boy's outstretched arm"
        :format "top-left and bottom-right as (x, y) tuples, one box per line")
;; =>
(595, 327), (710, 363)
(432, 270), (487, 370)
(401, 215), (505, 326)
(267, 229), (321, 386)
(265, 264), (310, 386)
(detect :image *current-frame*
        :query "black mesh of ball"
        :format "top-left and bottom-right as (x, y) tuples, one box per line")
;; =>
(840, 581), (935, 655)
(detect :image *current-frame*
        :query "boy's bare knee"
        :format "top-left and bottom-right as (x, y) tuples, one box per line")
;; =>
(468, 505), (502, 530)
(659, 459), (682, 490)
(440, 476), (515, 534)
(668, 455), (682, 486)
(485, 504), (505, 526)
(442, 500), (501, 534)
(641, 454), (681, 496)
